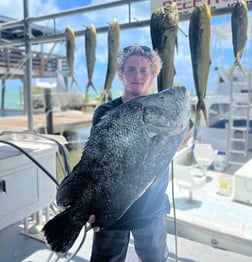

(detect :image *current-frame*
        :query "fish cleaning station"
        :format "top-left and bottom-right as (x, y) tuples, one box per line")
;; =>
(0, 0), (252, 261)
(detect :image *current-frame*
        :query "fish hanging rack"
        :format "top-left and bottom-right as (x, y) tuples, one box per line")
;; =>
(1, 0), (252, 48)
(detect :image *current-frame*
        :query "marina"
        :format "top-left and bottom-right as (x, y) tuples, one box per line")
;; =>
(1, 0), (252, 261)
(0, 110), (93, 134)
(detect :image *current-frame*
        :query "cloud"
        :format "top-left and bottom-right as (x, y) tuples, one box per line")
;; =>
(30, 0), (60, 18)
(0, 0), (59, 19)
(1, 0), (24, 19)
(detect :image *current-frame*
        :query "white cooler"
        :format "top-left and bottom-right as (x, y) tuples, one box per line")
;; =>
(233, 159), (252, 204)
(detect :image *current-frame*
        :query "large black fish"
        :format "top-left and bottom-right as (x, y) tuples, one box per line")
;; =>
(42, 86), (191, 253)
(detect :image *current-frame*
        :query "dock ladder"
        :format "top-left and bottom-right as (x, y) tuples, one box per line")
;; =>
(227, 70), (251, 171)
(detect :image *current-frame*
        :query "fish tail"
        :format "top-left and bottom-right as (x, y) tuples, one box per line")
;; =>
(86, 80), (97, 94)
(195, 108), (201, 126)
(99, 89), (108, 103)
(236, 59), (246, 75)
(71, 77), (80, 90)
(42, 208), (87, 253)
(230, 59), (245, 75)
(196, 100), (208, 126)
(201, 103), (208, 126)
(194, 108), (202, 140)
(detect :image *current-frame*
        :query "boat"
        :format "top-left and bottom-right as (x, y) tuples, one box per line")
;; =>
(190, 68), (252, 133)
(167, 137), (252, 258)
(0, 115), (252, 262)
(1, 67), (252, 261)
(0, 2), (252, 260)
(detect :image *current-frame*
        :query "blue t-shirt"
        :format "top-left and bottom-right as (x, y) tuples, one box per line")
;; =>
(91, 97), (170, 230)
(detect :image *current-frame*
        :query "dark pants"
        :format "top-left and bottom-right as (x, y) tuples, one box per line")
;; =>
(90, 217), (168, 262)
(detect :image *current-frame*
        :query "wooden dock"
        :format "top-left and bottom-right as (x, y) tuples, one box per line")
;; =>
(0, 110), (93, 134)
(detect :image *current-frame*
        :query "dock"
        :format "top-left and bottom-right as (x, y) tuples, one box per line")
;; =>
(0, 110), (93, 134)
(0, 122), (252, 262)
(1, 219), (251, 262)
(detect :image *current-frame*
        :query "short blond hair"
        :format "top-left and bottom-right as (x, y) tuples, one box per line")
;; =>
(117, 45), (162, 76)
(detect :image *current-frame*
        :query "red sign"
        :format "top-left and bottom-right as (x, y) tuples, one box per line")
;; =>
(151, 0), (239, 14)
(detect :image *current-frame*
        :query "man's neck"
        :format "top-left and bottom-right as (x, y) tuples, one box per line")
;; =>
(121, 94), (135, 103)
(121, 92), (147, 103)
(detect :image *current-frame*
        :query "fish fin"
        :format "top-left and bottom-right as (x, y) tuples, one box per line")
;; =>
(146, 124), (187, 138)
(229, 63), (235, 75)
(56, 170), (88, 207)
(195, 109), (201, 125)
(236, 59), (246, 75)
(193, 118), (200, 140)
(56, 175), (74, 206)
(71, 77), (81, 90)
(202, 103), (208, 126)
(196, 100), (208, 126)
(99, 89), (111, 103)
(42, 208), (88, 253)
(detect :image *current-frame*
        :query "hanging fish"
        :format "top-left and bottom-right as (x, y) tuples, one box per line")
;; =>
(150, 2), (179, 91)
(101, 19), (120, 102)
(189, 3), (211, 127)
(65, 26), (79, 89)
(230, 0), (248, 75)
(84, 24), (97, 98)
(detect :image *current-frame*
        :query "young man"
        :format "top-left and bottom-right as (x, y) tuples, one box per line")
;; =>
(89, 45), (169, 262)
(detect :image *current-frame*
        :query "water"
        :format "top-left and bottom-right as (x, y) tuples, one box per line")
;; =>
(0, 91), (24, 110)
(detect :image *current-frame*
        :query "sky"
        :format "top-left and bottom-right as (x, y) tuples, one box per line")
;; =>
(1, 0), (252, 101)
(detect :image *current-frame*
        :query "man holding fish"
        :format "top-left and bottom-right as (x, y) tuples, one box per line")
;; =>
(88, 45), (170, 262)
(88, 44), (192, 262)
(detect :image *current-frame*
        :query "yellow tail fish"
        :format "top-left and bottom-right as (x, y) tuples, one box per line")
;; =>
(101, 19), (120, 102)
(230, 0), (248, 75)
(150, 2), (179, 91)
(65, 26), (79, 88)
(85, 24), (97, 97)
(189, 3), (211, 127)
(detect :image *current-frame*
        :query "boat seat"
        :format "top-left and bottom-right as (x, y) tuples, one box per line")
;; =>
(193, 143), (216, 170)
(173, 163), (206, 202)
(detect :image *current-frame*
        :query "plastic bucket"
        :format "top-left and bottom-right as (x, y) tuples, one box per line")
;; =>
(214, 151), (227, 172)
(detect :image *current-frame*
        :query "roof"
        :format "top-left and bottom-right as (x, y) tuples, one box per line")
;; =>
(0, 15), (61, 43)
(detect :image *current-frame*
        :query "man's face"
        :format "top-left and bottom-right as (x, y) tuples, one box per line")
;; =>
(120, 55), (155, 97)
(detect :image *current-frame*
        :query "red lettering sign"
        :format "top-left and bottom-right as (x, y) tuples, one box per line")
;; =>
(156, 0), (237, 14)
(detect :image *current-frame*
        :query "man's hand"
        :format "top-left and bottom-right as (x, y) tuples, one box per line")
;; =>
(88, 215), (100, 232)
